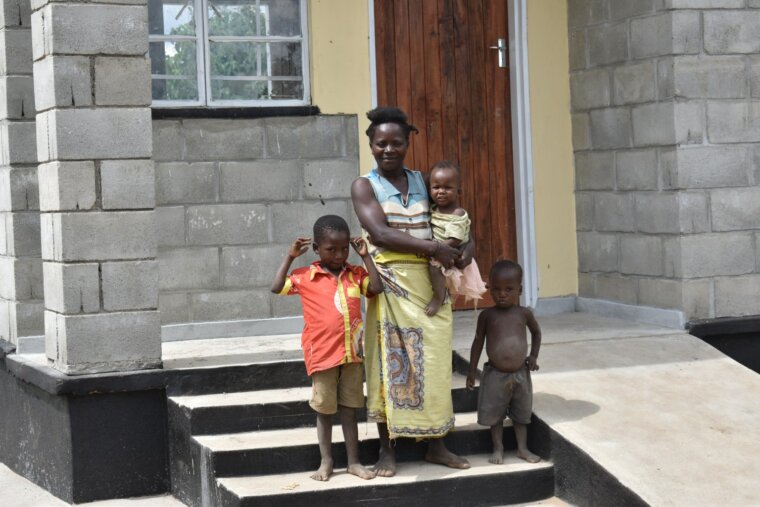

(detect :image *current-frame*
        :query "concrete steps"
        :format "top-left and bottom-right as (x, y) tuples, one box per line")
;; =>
(216, 454), (555, 507)
(167, 359), (555, 507)
(170, 373), (477, 434)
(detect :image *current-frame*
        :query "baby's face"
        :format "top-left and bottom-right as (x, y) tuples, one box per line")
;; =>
(488, 270), (522, 308)
(429, 167), (460, 208)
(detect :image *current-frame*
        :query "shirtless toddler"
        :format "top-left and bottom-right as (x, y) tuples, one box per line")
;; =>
(466, 260), (542, 464)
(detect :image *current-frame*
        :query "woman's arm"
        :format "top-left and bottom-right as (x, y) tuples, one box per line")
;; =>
(351, 178), (460, 267)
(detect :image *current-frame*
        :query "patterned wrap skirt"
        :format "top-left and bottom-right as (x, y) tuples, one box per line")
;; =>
(364, 251), (455, 439)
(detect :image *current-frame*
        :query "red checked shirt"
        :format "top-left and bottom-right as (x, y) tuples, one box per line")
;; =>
(279, 262), (374, 375)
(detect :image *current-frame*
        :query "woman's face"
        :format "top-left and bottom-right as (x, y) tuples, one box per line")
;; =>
(370, 123), (409, 172)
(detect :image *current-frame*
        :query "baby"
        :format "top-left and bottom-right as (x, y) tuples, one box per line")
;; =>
(466, 260), (542, 464)
(425, 161), (487, 316)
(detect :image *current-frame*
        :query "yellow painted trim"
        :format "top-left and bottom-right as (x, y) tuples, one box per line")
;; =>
(308, 0), (373, 172)
(527, 0), (578, 297)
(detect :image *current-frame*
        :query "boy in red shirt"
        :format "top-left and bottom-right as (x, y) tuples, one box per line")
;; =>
(271, 215), (383, 481)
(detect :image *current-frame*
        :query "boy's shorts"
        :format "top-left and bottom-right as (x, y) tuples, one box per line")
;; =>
(310, 362), (365, 415)
(477, 362), (533, 426)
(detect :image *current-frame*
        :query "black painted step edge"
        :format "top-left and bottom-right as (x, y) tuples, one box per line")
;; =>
(217, 464), (555, 507)
(212, 424), (519, 477)
(529, 417), (646, 507)
(183, 387), (479, 435)
(3, 354), (310, 396)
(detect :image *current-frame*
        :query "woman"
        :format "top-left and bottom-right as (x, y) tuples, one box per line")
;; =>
(351, 107), (473, 476)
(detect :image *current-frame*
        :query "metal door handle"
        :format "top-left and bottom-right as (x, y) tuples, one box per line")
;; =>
(489, 38), (507, 68)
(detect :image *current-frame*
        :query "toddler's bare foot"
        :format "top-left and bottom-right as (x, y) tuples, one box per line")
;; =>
(425, 442), (470, 469)
(347, 463), (376, 480)
(374, 447), (396, 477)
(488, 447), (504, 464)
(424, 298), (442, 317)
(310, 459), (333, 481)
(517, 448), (541, 463)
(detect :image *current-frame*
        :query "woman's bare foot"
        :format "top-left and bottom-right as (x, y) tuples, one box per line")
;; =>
(517, 448), (541, 463)
(310, 459), (333, 481)
(347, 463), (376, 480)
(424, 298), (442, 316)
(488, 447), (504, 464)
(425, 439), (470, 469)
(374, 446), (397, 477)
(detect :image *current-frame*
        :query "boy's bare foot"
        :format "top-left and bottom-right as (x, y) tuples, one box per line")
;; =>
(374, 446), (396, 477)
(425, 440), (471, 469)
(310, 459), (334, 481)
(488, 447), (504, 464)
(347, 463), (376, 480)
(424, 298), (442, 317)
(517, 448), (541, 463)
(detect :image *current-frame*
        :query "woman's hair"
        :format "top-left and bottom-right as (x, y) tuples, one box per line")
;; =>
(365, 107), (419, 140)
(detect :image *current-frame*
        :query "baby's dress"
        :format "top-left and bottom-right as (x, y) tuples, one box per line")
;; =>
(430, 208), (487, 303)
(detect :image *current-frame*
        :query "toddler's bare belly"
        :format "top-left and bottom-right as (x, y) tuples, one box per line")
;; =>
(486, 340), (528, 373)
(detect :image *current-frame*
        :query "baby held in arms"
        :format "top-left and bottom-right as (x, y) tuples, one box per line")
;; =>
(425, 161), (487, 316)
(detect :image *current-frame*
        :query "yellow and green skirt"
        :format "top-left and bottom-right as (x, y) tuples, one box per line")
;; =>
(364, 251), (454, 439)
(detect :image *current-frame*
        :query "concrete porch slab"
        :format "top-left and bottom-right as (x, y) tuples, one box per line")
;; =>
(454, 311), (760, 506)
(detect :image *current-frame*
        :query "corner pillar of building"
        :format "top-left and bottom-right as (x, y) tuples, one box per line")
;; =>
(31, 0), (160, 374)
(568, 2), (760, 323)
(0, 0), (43, 345)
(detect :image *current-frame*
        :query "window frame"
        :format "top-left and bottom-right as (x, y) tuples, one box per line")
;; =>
(150, 0), (311, 108)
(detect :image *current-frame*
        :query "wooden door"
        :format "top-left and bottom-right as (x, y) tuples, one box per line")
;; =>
(374, 0), (517, 309)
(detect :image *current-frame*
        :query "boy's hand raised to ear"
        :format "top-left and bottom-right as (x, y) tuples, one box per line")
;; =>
(288, 237), (311, 258)
(351, 237), (370, 258)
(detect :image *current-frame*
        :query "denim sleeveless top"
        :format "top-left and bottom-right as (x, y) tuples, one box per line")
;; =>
(363, 168), (432, 255)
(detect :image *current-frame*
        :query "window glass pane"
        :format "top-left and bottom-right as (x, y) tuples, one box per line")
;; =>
(150, 41), (198, 77)
(260, 0), (300, 36)
(153, 78), (199, 101)
(149, 0), (196, 36)
(268, 41), (302, 77)
(210, 79), (270, 101)
(209, 41), (301, 78)
(210, 78), (302, 101)
(150, 40), (199, 101)
(207, 0), (260, 37)
(209, 41), (261, 77)
(269, 79), (303, 99)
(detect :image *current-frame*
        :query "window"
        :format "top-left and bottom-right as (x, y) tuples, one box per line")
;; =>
(148, 0), (309, 107)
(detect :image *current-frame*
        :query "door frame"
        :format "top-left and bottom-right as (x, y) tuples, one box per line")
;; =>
(367, 0), (539, 307)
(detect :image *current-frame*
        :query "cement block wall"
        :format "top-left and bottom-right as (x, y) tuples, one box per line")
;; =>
(569, 0), (760, 320)
(153, 115), (361, 324)
(0, 0), (42, 344)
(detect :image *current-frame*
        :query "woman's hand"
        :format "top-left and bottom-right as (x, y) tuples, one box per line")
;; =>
(288, 237), (311, 258)
(432, 241), (461, 269)
(455, 240), (475, 269)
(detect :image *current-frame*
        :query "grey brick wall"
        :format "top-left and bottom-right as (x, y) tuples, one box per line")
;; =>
(0, 0), (42, 344)
(33, 0), (160, 374)
(569, 0), (760, 320)
(153, 115), (361, 324)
